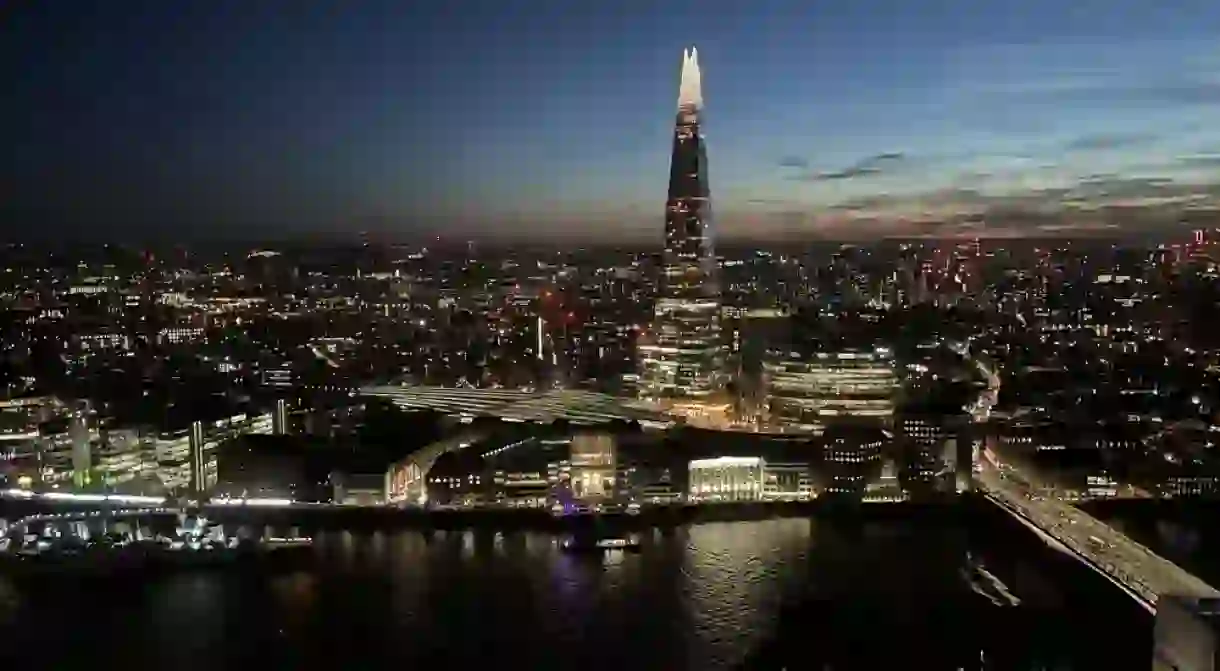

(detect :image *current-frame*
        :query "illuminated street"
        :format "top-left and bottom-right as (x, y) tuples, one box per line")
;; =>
(967, 347), (1219, 609)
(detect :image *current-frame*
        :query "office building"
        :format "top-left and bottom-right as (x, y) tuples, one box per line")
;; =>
(821, 426), (886, 498)
(763, 348), (897, 433)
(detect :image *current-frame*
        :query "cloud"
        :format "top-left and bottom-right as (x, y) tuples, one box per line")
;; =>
(791, 152), (907, 182)
(999, 79), (1220, 110)
(802, 171), (1216, 222)
(1065, 132), (1156, 151)
(950, 171), (994, 187)
(745, 198), (795, 205)
(1130, 83), (1220, 106)
(806, 166), (882, 181)
(776, 156), (809, 169)
(863, 151), (904, 165)
(1176, 155), (1220, 168)
(1037, 223), (1120, 232)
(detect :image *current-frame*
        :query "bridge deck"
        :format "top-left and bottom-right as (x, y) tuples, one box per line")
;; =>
(977, 465), (1218, 608)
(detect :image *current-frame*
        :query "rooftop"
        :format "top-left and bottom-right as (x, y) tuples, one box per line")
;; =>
(362, 385), (674, 428)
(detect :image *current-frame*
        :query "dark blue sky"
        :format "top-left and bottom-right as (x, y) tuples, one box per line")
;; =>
(5, 1), (1220, 242)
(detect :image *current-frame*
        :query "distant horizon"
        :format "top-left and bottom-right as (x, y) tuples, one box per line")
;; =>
(3, 222), (1205, 255)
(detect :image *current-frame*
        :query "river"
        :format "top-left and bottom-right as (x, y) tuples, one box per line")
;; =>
(0, 501), (1152, 670)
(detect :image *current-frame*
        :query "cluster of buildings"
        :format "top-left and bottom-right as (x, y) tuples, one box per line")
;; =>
(0, 392), (281, 496)
(360, 52), (977, 509)
(400, 430), (823, 511)
(371, 412), (961, 512)
(20, 48), (1220, 517)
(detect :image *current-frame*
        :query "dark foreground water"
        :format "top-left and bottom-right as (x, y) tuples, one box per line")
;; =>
(1, 502), (1151, 670)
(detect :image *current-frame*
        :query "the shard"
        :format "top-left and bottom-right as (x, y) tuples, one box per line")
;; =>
(638, 47), (725, 401)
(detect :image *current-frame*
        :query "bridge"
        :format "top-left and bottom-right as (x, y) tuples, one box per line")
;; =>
(961, 342), (1220, 613)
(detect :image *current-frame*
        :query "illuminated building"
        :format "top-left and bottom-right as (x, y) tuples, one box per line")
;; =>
(0, 396), (56, 487)
(763, 348), (897, 433)
(1163, 473), (1220, 499)
(93, 427), (160, 492)
(568, 433), (616, 502)
(69, 402), (94, 489)
(897, 408), (968, 496)
(762, 462), (813, 500)
(820, 426), (885, 498)
(638, 47), (725, 402)
(688, 456), (764, 502)
(158, 327), (204, 345)
(0, 390), (268, 495)
(75, 332), (130, 354)
(188, 420), (209, 495)
(486, 435), (570, 509)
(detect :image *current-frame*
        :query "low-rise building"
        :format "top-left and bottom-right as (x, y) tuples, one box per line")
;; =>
(688, 456), (765, 502)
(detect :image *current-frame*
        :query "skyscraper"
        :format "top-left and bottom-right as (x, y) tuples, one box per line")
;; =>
(638, 47), (725, 402)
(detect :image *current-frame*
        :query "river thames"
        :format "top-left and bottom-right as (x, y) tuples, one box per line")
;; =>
(0, 502), (1152, 670)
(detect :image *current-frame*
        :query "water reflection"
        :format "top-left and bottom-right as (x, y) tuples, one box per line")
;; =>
(0, 512), (1130, 670)
(0, 578), (20, 624)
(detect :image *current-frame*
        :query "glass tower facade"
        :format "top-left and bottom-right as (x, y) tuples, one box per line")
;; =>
(638, 47), (725, 401)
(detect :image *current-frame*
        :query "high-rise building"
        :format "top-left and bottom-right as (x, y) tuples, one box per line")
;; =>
(69, 403), (94, 489)
(638, 47), (725, 402)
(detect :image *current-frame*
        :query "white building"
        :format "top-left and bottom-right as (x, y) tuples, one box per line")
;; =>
(688, 456), (764, 502)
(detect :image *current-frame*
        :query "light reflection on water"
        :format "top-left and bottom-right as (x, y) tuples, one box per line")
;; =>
(0, 578), (20, 624)
(679, 520), (814, 663)
(307, 519), (827, 668)
(0, 517), (1001, 670)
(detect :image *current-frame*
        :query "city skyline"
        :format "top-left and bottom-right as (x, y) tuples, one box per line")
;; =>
(6, 1), (1220, 242)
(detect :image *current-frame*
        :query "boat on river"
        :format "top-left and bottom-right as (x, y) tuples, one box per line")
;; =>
(560, 533), (642, 554)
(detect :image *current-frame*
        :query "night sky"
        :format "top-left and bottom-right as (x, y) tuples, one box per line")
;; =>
(5, 1), (1220, 243)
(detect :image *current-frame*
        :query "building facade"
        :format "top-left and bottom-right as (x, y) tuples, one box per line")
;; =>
(763, 348), (897, 433)
(568, 433), (616, 502)
(688, 456), (764, 502)
(820, 426), (886, 498)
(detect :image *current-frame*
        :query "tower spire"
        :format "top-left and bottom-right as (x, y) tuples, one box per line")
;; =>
(677, 46), (703, 112)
